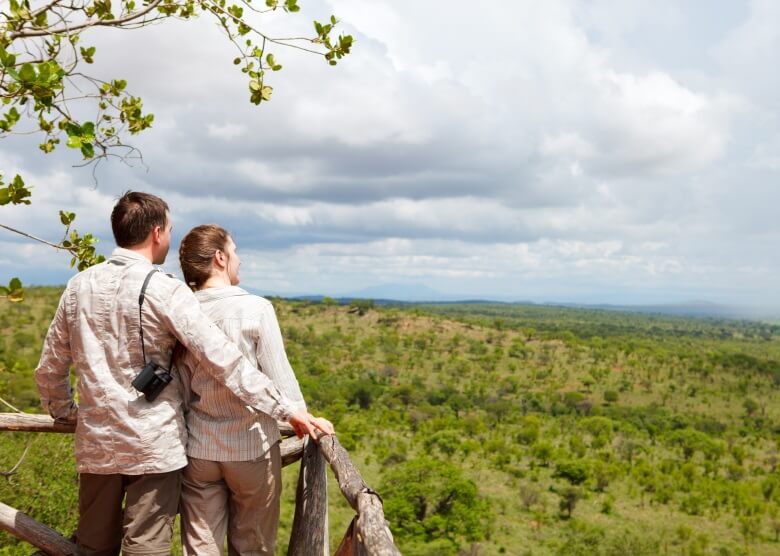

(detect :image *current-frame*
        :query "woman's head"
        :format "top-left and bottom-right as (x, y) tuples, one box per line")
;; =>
(179, 224), (241, 290)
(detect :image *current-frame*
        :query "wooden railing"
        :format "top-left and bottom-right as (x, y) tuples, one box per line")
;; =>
(0, 413), (400, 556)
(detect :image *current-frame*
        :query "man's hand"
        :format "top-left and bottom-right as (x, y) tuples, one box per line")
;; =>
(289, 411), (335, 439)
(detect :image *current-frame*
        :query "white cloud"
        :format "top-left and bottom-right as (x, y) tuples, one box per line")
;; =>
(0, 1), (777, 307)
(207, 123), (248, 141)
(748, 134), (780, 171)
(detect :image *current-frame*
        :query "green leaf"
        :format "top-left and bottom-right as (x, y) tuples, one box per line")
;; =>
(59, 210), (76, 225)
(261, 85), (273, 101)
(81, 121), (95, 139)
(0, 49), (17, 68)
(80, 142), (95, 158)
(66, 136), (82, 149)
(18, 63), (36, 83)
(3, 277), (24, 302)
(249, 79), (262, 92)
(0, 174), (32, 206)
(64, 121), (81, 136)
(39, 139), (58, 153)
(8, 289), (24, 303)
(80, 46), (96, 63)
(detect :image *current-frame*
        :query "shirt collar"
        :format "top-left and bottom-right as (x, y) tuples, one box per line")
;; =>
(195, 285), (251, 302)
(110, 247), (153, 263)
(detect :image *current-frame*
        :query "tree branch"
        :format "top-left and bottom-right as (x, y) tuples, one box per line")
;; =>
(204, 1), (325, 57)
(0, 222), (68, 251)
(9, 0), (165, 39)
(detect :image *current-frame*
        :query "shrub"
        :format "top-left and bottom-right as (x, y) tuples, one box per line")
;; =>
(553, 460), (589, 486)
(603, 390), (619, 403)
(381, 457), (492, 548)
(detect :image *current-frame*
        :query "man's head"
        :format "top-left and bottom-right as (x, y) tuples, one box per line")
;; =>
(111, 191), (172, 264)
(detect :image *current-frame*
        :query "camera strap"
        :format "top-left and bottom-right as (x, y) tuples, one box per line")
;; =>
(138, 268), (176, 371)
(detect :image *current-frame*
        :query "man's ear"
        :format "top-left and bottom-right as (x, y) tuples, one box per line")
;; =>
(151, 226), (161, 244)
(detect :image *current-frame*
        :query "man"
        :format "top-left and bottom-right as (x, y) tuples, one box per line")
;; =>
(35, 191), (332, 556)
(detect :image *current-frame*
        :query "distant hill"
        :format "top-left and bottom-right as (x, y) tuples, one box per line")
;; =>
(246, 283), (780, 321)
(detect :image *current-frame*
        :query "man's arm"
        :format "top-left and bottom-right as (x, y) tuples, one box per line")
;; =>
(255, 300), (307, 413)
(255, 300), (335, 439)
(34, 290), (78, 422)
(161, 281), (298, 423)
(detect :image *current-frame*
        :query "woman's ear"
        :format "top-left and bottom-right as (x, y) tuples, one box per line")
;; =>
(214, 249), (226, 269)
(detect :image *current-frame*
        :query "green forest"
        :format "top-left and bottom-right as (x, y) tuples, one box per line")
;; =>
(2, 288), (780, 555)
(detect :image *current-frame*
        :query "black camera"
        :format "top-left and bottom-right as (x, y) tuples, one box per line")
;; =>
(131, 361), (173, 402)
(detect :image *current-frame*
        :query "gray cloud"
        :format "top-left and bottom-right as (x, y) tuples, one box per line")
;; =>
(1, 1), (778, 307)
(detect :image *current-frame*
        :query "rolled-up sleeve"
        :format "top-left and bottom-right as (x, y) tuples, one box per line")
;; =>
(256, 301), (307, 413)
(35, 291), (78, 422)
(162, 282), (297, 422)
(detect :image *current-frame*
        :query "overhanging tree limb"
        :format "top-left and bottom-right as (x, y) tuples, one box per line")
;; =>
(1, 0), (353, 297)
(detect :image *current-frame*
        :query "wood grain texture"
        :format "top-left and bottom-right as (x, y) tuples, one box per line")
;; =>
(317, 434), (401, 555)
(287, 436), (328, 556)
(0, 412), (295, 436)
(280, 436), (305, 467)
(0, 413), (75, 433)
(0, 501), (78, 555)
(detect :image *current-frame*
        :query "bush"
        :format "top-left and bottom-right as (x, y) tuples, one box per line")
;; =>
(381, 457), (492, 549)
(603, 390), (619, 403)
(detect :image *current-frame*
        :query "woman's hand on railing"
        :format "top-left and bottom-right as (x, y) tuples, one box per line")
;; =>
(289, 411), (335, 439)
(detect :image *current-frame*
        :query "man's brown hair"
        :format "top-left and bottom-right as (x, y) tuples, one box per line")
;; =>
(179, 224), (231, 291)
(111, 191), (169, 248)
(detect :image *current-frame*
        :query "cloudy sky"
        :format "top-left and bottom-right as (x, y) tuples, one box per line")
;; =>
(1, 0), (779, 307)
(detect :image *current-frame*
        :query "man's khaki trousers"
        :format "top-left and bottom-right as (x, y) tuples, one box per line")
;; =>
(77, 470), (181, 556)
(180, 442), (282, 556)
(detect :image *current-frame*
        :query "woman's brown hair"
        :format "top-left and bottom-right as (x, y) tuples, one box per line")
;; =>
(179, 224), (231, 291)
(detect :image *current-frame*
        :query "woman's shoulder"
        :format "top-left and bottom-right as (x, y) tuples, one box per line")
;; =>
(222, 291), (276, 318)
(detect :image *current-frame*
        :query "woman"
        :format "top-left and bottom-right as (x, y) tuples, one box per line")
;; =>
(177, 224), (332, 556)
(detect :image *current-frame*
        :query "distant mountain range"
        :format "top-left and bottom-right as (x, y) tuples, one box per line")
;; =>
(245, 282), (780, 321)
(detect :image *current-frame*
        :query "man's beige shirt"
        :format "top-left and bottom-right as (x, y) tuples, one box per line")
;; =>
(178, 286), (307, 461)
(35, 248), (297, 475)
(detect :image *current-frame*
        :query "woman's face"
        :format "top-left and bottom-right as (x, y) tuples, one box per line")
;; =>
(224, 236), (241, 285)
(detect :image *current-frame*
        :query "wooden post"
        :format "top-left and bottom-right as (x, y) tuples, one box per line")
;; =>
(0, 415), (402, 554)
(280, 436), (305, 467)
(0, 501), (78, 555)
(0, 413), (295, 436)
(355, 493), (399, 556)
(0, 413), (75, 433)
(317, 435), (401, 556)
(287, 436), (328, 556)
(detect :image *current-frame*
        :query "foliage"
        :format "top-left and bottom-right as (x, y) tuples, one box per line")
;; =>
(2, 293), (780, 554)
(553, 460), (589, 486)
(380, 456), (491, 551)
(0, 0), (353, 295)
